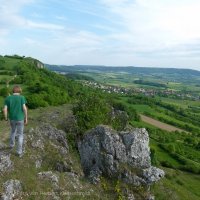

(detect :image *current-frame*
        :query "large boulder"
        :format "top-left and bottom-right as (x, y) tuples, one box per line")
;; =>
(78, 125), (164, 185)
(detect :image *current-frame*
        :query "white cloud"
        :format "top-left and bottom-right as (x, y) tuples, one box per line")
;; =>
(9, 29), (104, 65)
(101, 0), (132, 7)
(26, 21), (64, 30)
(0, 0), (64, 33)
(1, 0), (200, 69)
(100, 0), (200, 50)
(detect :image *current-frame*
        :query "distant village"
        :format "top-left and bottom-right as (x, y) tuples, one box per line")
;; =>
(83, 81), (200, 101)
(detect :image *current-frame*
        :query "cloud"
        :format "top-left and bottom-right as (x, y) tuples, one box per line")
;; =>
(100, 0), (200, 50)
(0, 0), (64, 33)
(26, 21), (64, 30)
(0, 0), (200, 69)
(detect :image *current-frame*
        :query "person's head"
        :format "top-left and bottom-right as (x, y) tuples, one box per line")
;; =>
(12, 85), (22, 94)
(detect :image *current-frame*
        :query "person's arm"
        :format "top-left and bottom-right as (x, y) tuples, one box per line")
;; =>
(23, 104), (28, 125)
(3, 105), (8, 121)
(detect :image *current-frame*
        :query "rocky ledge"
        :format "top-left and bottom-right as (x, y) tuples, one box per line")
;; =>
(78, 125), (165, 185)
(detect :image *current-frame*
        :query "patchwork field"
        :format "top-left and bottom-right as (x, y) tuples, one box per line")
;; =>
(140, 114), (185, 132)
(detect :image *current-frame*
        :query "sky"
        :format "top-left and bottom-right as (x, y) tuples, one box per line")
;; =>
(1, 0), (200, 70)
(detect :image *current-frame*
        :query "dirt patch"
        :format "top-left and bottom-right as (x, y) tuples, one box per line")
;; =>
(140, 114), (185, 132)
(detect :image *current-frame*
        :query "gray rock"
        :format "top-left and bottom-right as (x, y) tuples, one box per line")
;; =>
(27, 124), (69, 159)
(49, 142), (68, 156)
(119, 171), (145, 186)
(146, 195), (155, 200)
(78, 125), (164, 186)
(0, 142), (7, 150)
(35, 159), (42, 168)
(38, 171), (59, 184)
(142, 166), (165, 185)
(38, 171), (60, 190)
(0, 153), (12, 173)
(88, 168), (102, 184)
(55, 161), (71, 172)
(64, 172), (82, 190)
(127, 193), (135, 200)
(36, 124), (68, 150)
(121, 128), (151, 168)
(1, 179), (22, 200)
(31, 139), (44, 150)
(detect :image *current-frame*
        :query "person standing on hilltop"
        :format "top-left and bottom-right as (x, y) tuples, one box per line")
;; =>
(3, 85), (28, 157)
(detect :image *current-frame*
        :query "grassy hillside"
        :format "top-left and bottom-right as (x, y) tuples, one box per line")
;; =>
(0, 55), (84, 109)
(0, 55), (200, 199)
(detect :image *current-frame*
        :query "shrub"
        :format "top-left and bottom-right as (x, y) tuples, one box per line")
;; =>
(160, 160), (173, 168)
(26, 94), (49, 109)
(150, 147), (159, 166)
(73, 92), (111, 134)
(0, 87), (10, 97)
(111, 110), (129, 131)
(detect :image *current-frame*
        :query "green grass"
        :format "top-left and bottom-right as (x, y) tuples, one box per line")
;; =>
(0, 97), (4, 106)
(0, 120), (10, 142)
(152, 168), (200, 200)
(150, 139), (182, 168)
(119, 96), (200, 133)
(158, 97), (200, 109)
(2, 57), (21, 70)
(130, 104), (156, 113)
(0, 75), (13, 81)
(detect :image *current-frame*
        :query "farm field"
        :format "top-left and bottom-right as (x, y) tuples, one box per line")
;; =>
(140, 114), (185, 132)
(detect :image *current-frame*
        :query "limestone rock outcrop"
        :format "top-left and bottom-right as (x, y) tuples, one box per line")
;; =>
(78, 125), (164, 185)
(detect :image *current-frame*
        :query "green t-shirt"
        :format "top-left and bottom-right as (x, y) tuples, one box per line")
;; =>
(4, 95), (26, 120)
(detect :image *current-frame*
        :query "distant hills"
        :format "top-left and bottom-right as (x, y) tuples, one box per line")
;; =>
(45, 64), (200, 76)
(45, 64), (200, 86)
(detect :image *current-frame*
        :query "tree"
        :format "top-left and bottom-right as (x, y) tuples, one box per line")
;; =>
(0, 87), (10, 97)
(73, 92), (111, 134)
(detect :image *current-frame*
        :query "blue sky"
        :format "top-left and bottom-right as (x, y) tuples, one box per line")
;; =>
(1, 0), (200, 70)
